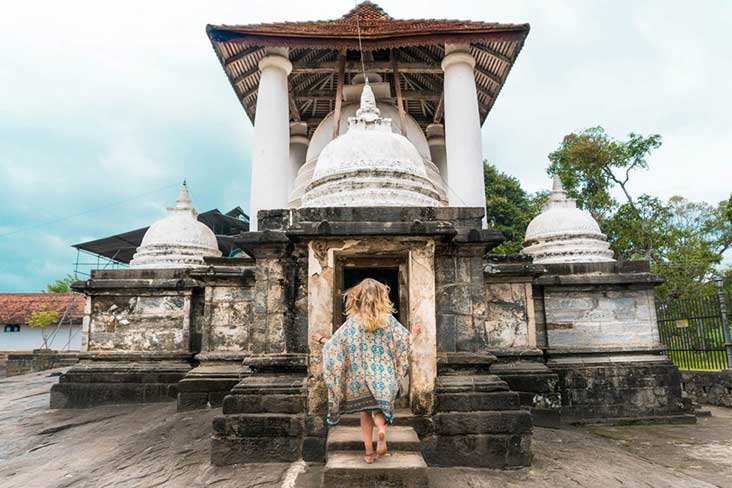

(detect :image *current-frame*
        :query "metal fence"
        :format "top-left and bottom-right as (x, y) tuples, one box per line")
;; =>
(656, 284), (732, 370)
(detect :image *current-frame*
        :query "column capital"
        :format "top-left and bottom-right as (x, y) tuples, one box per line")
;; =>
(441, 51), (476, 72)
(426, 123), (445, 147)
(259, 54), (292, 76)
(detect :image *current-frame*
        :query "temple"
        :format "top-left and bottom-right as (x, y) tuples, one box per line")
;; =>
(51, 2), (690, 484)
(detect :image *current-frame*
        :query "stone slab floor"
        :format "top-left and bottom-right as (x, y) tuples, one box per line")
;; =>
(1, 369), (731, 488)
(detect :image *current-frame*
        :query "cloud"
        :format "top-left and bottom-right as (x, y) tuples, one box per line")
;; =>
(0, 0), (730, 291)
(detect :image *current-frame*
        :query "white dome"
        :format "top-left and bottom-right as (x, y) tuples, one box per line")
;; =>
(522, 177), (615, 264)
(130, 183), (222, 269)
(301, 83), (443, 208)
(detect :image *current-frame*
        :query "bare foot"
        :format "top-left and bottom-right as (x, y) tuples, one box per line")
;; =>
(376, 430), (388, 458)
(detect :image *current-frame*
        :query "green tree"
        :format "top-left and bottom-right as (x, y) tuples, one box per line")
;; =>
(547, 126), (662, 258)
(45, 274), (76, 293)
(484, 162), (546, 253)
(27, 309), (60, 350)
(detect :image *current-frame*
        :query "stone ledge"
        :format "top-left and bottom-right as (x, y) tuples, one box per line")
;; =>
(432, 410), (532, 435)
(421, 432), (532, 468)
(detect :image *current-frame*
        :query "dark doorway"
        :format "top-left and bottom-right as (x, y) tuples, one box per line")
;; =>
(342, 267), (401, 323)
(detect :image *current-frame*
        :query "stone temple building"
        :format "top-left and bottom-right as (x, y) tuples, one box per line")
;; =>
(51, 2), (690, 483)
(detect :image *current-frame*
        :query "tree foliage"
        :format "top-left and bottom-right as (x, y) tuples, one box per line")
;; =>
(45, 274), (76, 293)
(485, 126), (731, 300)
(484, 162), (546, 253)
(27, 309), (60, 350)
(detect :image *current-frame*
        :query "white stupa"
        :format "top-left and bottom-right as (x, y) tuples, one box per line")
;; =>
(301, 81), (443, 207)
(129, 182), (222, 269)
(522, 177), (615, 264)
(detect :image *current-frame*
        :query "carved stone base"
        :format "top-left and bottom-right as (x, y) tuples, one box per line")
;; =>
(50, 354), (192, 409)
(177, 361), (250, 412)
(210, 373), (323, 465)
(490, 351), (561, 428)
(421, 374), (533, 468)
(548, 350), (694, 424)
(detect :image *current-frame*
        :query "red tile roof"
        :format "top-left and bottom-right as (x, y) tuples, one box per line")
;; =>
(207, 1), (529, 49)
(0, 293), (85, 326)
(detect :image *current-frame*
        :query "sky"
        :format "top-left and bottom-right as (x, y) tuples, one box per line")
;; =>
(1, 1), (730, 292)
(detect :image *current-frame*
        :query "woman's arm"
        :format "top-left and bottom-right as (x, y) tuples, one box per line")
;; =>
(411, 323), (423, 338)
(310, 332), (328, 345)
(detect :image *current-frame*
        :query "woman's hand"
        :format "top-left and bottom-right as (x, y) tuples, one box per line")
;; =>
(411, 323), (423, 338)
(311, 332), (326, 345)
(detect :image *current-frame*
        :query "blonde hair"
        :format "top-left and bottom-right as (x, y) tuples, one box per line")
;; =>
(343, 278), (395, 332)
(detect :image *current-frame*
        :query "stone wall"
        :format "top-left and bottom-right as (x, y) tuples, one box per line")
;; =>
(201, 283), (256, 353)
(681, 370), (732, 407)
(5, 351), (79, 376)
(484, 281), (535, 348)
(435, 244), (487, 352)
(551, 358), (688, 423)
(86, 293), (192, 353)
(543, 285), (659, 350)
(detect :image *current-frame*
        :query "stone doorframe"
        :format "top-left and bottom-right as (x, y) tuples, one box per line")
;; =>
(306, 237), (437, 416)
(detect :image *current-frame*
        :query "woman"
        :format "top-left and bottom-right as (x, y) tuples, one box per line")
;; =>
(311, 278), (422, 464)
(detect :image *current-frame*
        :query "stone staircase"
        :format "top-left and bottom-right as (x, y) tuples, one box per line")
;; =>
(323, 425), (428, 488)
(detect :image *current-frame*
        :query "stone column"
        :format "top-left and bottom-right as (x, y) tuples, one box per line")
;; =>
(288, 121), (309, 199)
(441, 44), (486, 222)
(426, 123), (447, 187)
(408, 240), (437, 415)
(250, 47), (292, 231)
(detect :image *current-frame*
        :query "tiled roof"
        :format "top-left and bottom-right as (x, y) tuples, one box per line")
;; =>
(0, 293), (85, 326)
(207, 1), (529, 47)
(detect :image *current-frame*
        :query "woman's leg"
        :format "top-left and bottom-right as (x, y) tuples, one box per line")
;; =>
(359, 412), (374, 463)
(373, 411), (388, 457)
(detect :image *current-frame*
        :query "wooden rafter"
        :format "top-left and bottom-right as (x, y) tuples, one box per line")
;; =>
(474, 65), (502, 86)
(391, 49), (408, 136)
(472, 44), (512, 65)
(433, 94), (444, 124)
(291, 61), (441, 74)
(233, 65), (259, 86)
(332, 51), (346, 139)
(224, 46), (262, 67)
(288, 80), (300, 122)
(295, 90), (441, 101)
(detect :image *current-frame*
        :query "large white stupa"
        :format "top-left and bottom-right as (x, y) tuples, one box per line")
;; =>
(129, 183), (222, 269)
(522, 177), (615, 264)
(300, 82), (444, 208)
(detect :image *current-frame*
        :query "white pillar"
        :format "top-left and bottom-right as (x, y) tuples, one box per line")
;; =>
(288, 121), (309, 199)
(426, 123), (447, 185)
(249, 47), (292, 231)
(441, 43), (486, 224)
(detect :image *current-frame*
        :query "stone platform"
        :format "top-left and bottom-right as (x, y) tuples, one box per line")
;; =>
(49, 353), (192, 409)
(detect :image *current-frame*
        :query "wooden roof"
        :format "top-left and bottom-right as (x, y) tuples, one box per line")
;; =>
(207, 1), (529, 134)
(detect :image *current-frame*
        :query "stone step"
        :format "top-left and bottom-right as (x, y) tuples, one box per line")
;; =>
(323, 451), (428, 488)
(435, 391), (520, 412)
(338, 408), (413, 426)
(327, 426), (421, 454)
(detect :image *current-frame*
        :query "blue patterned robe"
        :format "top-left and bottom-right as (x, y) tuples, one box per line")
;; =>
(322, 315), (411, 425)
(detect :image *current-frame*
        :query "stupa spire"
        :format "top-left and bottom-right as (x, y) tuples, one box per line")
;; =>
(175, 180), (192, 210)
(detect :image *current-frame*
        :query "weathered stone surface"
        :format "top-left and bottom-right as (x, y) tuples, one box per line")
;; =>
(543, 284), (661, 349)
(549, 357), (690, 424)
(435, 391), (519, 412)
(681, 370), (732, 407)
(324, 451), (429, 488)
(5, 351), (79, 377)
(421, 433), (532, 468)
(433, 411), (532, 435)
(435, 245), (489, 353)
(211, 435), (301, 465)
(50, 361), (190, 408)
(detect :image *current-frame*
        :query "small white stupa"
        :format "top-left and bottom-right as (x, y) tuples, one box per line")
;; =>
(129, 182), (222, 269)
(301, 81), (443, 207)
(522, 177), (615, 264)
